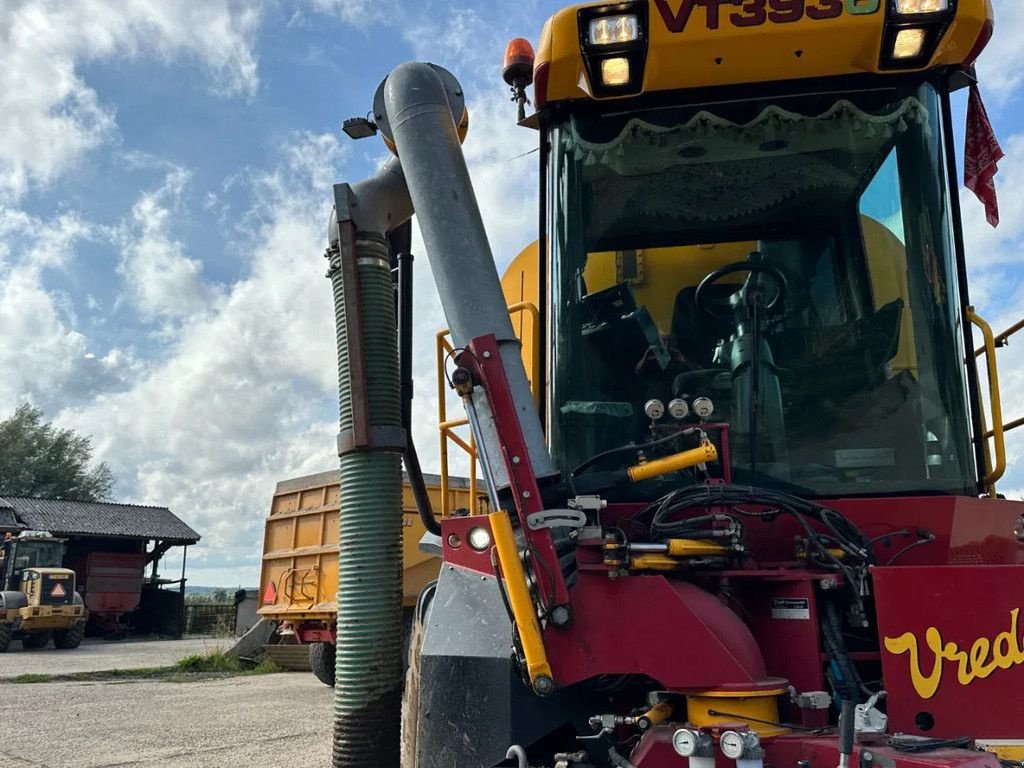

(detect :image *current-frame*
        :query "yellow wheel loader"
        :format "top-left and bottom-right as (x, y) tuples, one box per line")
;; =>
(0, 531), (87, 652)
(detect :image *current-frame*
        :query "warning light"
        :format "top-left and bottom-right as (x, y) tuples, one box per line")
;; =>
(50, 582), (67, 598)
(262, 582), (277, 605)
(502, 38), (535, 87)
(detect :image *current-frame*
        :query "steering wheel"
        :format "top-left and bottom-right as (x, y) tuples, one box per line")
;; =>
(694, 259), (788, 320)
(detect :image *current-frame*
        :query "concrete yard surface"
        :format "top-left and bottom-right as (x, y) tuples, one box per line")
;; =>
(0, 673), (333, 767)
(0, 636), (225, 679)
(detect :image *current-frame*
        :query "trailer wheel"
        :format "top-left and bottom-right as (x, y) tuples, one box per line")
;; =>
(0, 623), (11, 653)
(309, 641), (336, 687)
(21, 631), (52, 650)
(53, 622), (85, 650)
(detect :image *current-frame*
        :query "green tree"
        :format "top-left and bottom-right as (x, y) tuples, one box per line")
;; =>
(0, 404), (114, 501)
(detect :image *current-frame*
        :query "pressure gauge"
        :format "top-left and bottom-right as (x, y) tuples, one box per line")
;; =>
(720, 730), (760, 760)
(644, 399), (665, 420)
(672, 728), (699, 757)
(692, 396), (715, 421)
(667, 398), (689, 420)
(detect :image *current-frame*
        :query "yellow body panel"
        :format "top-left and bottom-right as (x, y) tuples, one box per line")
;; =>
(536, 0), (992, 106)
(862, 216), (918, 376)
(501, 242), (543, 390)
(5, 604), (84, 632)
(258, 471), (477, 621)
(584, 243), (755, 335)
(686, 686), (790, 737)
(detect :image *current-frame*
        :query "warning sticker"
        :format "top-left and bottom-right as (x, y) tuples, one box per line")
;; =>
(50, 582), (67, 598)
(771, 597), (810, 620)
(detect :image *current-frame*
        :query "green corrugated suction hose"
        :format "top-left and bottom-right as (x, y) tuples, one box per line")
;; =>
(330, 233), (404, 766)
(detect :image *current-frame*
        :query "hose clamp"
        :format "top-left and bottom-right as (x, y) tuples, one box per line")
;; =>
(337, 425), (407, 456)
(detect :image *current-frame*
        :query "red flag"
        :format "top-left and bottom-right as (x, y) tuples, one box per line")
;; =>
(964, 84), (1004, 228)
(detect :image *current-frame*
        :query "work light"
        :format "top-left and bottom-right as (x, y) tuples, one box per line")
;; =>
(894, 0), (949, 13)
(578, 3), (649, 98)
(892, 28), (927, 58)
(588, 14), (639, 46)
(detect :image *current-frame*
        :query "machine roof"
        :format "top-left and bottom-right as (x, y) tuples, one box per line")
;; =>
(0, 502), (23, 533)
(0, 497), (200, 545)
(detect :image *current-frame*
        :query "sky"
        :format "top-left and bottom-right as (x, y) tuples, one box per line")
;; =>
(1, 1), (1021, 587)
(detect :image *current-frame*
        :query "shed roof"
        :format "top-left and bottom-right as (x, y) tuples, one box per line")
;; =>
(0, 497), (200, 545)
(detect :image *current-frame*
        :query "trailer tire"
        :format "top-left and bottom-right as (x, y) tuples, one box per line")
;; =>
(309, 641), (336, 687)
(0, 623), (11, 653)
(21, 631), (51, 650)
(53, 621), (85, 650)
(400, 617), (425, 768)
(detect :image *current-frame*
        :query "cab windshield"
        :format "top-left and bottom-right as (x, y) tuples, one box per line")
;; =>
(549, 83), (976, 498)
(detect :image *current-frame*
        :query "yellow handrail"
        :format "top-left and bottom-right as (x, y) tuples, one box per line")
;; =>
(967, 307), (1006, 496)
(436, 302), (542, 516)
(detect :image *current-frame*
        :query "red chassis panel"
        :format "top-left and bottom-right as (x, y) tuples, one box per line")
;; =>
(874, 564), (1024, 739)
(633, 730), (1000, 768)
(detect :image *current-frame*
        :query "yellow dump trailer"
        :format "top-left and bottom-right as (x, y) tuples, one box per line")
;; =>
(258, 469), (476, 684)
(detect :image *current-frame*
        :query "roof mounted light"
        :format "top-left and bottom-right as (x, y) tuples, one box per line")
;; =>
(588, 14), (639, 46)
(894, 0), (949, 14)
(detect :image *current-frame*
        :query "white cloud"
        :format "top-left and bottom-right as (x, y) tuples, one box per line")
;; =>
(0, 207), (109, 411)
(962, 128), (1024, 494)
(0, 0), (262, 201)
(60, 132), (348, 585)
(977, 0), (1024, 104)
(117, 168), (218, 323)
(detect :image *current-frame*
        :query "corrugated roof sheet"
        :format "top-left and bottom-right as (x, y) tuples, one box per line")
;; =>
(2, 497), (200, 544)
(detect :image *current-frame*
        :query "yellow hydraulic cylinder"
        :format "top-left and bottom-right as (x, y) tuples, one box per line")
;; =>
(627, 440), (718, 483)
(488, 511), (554, 695)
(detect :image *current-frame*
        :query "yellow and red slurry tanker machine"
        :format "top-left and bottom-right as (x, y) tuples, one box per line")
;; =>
(322, 1), (1024, 767)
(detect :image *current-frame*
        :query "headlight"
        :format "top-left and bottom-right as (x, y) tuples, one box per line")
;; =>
(467, 527), (492, 552)
(894, 0), (948, 13)
(892, 28), (927, 59)
(588, 14), (639, 46)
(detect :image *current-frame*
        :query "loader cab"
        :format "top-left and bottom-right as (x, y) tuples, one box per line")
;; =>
(1, 534), (64, 591)
(541, 82), (980, 500)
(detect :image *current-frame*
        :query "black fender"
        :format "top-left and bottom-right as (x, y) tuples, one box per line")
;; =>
(0, 591), (28, 611)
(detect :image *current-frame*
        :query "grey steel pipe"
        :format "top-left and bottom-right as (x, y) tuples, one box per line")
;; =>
(380, 62), (557, 486)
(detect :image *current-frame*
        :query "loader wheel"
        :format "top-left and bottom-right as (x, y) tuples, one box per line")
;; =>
(400, 615), (426, 768)
(53, 622), (85, 650)
(0, 622), (11, 653)
(21, 631), (52, 650)
(309, 642), (336, 687)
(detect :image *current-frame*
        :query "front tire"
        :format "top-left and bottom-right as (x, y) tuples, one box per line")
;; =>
(21, 631), (51, 650)
(53, 622), (85, 650)
(0, 623), (12, 653)
(309, 641), (336, 687)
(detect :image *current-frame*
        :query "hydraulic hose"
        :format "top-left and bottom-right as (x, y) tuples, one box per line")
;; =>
(329, 233), (405, 766)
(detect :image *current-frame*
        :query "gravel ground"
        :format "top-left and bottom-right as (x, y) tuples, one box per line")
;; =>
(0, 673), (333, 767)
(0, 636), (227, 679)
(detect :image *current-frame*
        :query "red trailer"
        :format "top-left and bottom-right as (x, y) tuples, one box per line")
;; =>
(68, 552), (146, 635)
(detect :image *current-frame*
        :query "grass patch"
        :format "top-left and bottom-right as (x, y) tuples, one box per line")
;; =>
(9, 652), (284, 684)
(14, 673), (52, 683)
(173, 651), (244, 673)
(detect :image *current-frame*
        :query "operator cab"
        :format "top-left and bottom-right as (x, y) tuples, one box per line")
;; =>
(548, 85), (975, 499)
(1, 533), (64, 589)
